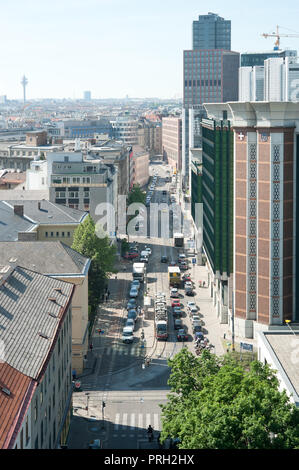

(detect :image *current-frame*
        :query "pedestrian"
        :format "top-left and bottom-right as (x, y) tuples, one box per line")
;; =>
(105, 286), (108, 293)
(203, 281), (205, 287)
(89, 343), (93, 352)
(72, 370), (76, 381)
(107, 290), (110, 299)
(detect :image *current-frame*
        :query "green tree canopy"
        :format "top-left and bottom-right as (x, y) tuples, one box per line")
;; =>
(160, 348), (299, 449)
(72, 215), (117, 311)
(127, 184), (146, 206)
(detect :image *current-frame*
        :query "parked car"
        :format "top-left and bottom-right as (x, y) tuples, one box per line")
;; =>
(173, 307), (182, 318)
(180, 263), (188, 271)
(174, 319), (183, 330)
(171, 299), (180, 308)
(191, 315), (201, 324)
(131, 280), (140, 289)
(177, 328), (188, 341)
(161, 256), (168, 263)
(188, 306), (198, 315)
(125, 318), (135, 331)
(194, 330), (204, 341)
(144, 247), (152, 256)
(170, 288), (179, 298)
(140, 257), (148, 264)
(127, 310), (137, 322)
(122, 326), (134, 344)
(185, 282), (193, 289)
(185, 289), (195, 297)
(193, 325), (202, 334)
(127, 299), (137, 310)
(129, 287), (138, 298)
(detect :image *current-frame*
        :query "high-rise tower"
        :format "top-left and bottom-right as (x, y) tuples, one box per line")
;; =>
(21, 75), (28, 103)
(182, 13), (239, 190)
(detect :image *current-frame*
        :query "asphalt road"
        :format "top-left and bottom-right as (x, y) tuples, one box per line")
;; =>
(68, 162), (200, 450)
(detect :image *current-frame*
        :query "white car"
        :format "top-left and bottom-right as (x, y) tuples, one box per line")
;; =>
(191, 315), (201, 324)
(125, 318), (135, 331)
(189, 306), (198, 315)
(144, 247), (152, 256)
(122, 326), (134, 343)
(187, 301), (197, 309)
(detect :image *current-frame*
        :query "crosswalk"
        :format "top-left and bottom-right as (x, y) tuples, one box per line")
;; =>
(112, 412), (161, 436)
(102, 345), (145, 357)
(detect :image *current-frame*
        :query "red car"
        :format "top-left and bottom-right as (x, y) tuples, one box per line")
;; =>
(182, 274), (192, 282)
(171, 299), (180, 308)
(180, 263), (188, 271)
(123, 252), (139, 260)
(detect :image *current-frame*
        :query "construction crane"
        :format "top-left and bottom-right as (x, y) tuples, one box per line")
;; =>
(262, 25), (299, 50)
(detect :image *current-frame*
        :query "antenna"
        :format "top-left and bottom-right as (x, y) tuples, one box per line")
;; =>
(21, 75), (28, 103)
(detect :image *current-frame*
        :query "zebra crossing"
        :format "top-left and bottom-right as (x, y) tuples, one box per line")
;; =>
(112, 412), (161, 437)
(102, 344), (145, 357)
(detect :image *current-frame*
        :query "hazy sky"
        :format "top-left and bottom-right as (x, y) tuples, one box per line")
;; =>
(1, 0), (299, 100)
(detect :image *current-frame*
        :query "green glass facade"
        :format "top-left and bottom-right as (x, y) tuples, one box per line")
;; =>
(202, 119), (233, 276)
(191, 160), (202, 225)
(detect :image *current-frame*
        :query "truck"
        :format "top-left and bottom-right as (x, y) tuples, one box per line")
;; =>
(174, 233), (184, 247)
(133, 263), (145, 282)
(168, 266), (181, 287)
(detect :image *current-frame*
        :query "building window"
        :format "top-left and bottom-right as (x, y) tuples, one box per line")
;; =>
(61, 232), (65, 237)
(20, 428), (23, 449)
(45, 232), (48, 238)
(56, 232), (59, 237)
(34, 398), (38, 421)
(25, 416), (29, 444)
(67, 232), (71, 237)
(50, 232), (54, 238)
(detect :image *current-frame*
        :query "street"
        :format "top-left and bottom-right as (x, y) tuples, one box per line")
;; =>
(67, 161), (217, 450)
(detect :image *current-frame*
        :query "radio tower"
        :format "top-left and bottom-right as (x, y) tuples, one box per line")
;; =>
(21, 75), (28, 103)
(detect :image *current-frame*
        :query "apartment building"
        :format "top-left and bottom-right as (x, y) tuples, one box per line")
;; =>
(0, 241), (90, 375)
(0, 265), (74, 448)
(0, 199), (88, 246)
(162, 117), (182, 171)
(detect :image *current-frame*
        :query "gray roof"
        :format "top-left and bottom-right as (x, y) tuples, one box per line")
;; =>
(0, 242), (90, 277)
(0, 266), (74, 379)
(0, 201), (36, 242)
(3, 200), (88, 225)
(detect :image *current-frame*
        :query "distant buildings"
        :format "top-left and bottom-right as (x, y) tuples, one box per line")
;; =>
(137, 119), (162, 157)
(130, 146), (149, 188)
(83, 91), (91, 101)
(241, 49), (297, 67)
(162, 116), (182, 171)
(239, 66), (264, 101)
(0, 264), (74, 448)
(51, 119), (112, 139)
(239, 56), (299, 102)
(111, 116), (139, 146)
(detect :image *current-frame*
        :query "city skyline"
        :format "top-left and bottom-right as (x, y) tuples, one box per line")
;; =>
(0, 0), (299, 100)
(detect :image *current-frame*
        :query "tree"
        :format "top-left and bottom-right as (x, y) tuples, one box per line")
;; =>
(160, 348), (299, 449)
(127, 184), (146, 206)
(72, 215), (117, 313)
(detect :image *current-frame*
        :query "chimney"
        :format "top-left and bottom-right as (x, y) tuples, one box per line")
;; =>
(14, 205), (24, 217)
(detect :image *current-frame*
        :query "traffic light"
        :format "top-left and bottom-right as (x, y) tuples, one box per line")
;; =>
(102, 401), (106, 408)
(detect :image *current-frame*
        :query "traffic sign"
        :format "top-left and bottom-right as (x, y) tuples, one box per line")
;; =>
(240, 342), (253, 352)
(192, 258), (196, 265)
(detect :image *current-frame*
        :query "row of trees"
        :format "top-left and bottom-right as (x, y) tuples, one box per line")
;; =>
(71, 215), (117, 318)
(160, 348), (299, 449)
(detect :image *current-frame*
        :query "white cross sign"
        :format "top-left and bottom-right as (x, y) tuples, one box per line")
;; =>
(238, 132), (245, 141)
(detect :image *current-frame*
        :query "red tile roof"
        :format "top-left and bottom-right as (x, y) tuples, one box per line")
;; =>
(0, 363), (36, 449)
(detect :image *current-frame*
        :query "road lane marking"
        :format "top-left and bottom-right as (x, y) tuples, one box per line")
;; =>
(122, 413), (128, 428)
(130, 414), (135, 430)
(114, 413), (120, 430)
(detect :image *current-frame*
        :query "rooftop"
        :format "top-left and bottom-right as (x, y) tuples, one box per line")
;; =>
(0, 363), (36, 449)
(0, 242), (90, 277)
(0, 201), (36, 241)
(0, 265), (74, 379)
(3, 200), (88, 226)
(260, 330), (299, 405)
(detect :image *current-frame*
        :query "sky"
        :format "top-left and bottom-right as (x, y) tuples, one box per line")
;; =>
(1, 0), (299, 100)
